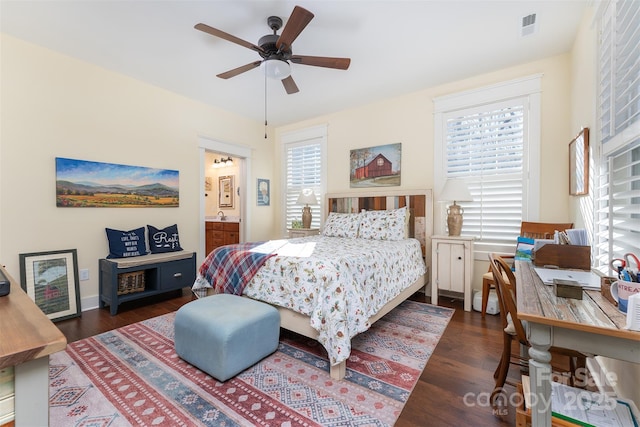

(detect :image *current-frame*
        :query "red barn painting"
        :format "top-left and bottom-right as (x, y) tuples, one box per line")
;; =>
(350, 143), (401, 187)
(354, 153), (392, 179)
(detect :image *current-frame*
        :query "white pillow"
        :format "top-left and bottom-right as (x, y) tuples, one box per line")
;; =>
(358, 207), (408, 241)
(322, 212), (361, 238)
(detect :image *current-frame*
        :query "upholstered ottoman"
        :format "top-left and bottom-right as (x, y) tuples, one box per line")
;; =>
(174, 294), (280, 381)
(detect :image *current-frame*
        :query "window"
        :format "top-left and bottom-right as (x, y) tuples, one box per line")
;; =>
(281, 125), (327, 232)
(434, 75), (541, 256)
(594, 0), (640, 270)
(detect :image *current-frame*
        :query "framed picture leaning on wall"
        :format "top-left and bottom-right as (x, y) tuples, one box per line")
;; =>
(19, 249), (81, 322)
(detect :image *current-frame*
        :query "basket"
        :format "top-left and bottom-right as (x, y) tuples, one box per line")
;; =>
(117, 270), (145, 295)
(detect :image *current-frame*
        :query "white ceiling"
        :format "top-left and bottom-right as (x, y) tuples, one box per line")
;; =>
(1, 0), (591, 127)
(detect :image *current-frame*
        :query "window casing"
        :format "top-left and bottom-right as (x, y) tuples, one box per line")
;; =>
(281, 126), (327, 233)
(434, 75), (541, 257)
(594, 0), (640, 271)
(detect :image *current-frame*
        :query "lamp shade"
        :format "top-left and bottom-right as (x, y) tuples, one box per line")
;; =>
(296, 189), (318, 205)
(260, 59), (291, 80)
(439, 179), (472, 203)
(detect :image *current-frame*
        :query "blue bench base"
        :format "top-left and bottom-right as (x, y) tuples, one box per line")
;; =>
(174, 294), (280, 381)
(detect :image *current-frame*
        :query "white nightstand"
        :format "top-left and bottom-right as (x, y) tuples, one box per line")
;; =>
(431, 235), (474, 311)
(287, 228), (320, 238)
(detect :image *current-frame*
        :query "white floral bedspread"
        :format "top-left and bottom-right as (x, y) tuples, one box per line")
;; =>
(242, 235), (426, 366)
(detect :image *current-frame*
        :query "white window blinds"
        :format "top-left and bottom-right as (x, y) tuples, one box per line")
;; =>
(434, 75), (540, 257)
(599, 0), (640, 147)
(595, 0), (640, 270)
(595, 141), (640, 268)
(282, 126), (327, 232)
(444, 101), (526, 254)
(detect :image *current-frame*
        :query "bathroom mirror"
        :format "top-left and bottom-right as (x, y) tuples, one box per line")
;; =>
(219, 175), (234, 208)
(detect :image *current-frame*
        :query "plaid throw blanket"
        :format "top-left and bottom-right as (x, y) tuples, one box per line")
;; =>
(198, 242), (276, 295)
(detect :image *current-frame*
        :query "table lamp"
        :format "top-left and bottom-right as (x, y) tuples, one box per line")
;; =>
(439, 179), (472, 236)
(296, 189), (318, 229)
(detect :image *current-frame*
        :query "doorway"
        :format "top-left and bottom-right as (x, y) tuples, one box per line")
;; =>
(204, 151), (242, 220)
(198, 137), (252, 264)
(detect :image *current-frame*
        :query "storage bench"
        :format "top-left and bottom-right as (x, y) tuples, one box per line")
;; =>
(99, 251), (196, 315)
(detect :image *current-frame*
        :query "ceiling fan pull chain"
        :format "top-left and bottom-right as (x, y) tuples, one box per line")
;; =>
(264, 72), (268, 139)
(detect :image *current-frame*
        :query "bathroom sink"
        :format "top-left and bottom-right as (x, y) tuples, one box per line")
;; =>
(205, 216), (240, 223)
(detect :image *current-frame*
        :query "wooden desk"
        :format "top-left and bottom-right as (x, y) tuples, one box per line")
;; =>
(515, 261), (640, 427)
(0, 266), (67, 426)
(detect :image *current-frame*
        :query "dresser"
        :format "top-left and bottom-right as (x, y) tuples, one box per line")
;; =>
(206, 221), (240, 254)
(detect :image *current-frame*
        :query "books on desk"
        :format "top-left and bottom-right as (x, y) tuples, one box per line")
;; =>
(534, 267), (601, 290)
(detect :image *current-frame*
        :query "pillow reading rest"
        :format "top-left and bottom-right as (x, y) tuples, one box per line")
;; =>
(147, 224), (183, 253)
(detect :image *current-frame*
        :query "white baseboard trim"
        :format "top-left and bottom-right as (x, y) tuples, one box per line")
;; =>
(80, 295), (100, 312)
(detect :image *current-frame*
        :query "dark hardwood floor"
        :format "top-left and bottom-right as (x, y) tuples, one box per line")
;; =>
(56, 290), (519, 426)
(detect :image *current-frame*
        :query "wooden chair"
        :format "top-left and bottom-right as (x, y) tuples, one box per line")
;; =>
(488, 253), (587, 408)
(481, 222), (573, 317)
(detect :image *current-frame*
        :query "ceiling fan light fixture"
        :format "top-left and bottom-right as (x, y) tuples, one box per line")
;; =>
(260, 59), (291, 80)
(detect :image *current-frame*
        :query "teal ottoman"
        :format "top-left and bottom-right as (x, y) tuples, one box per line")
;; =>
(174, 294), (280, 381)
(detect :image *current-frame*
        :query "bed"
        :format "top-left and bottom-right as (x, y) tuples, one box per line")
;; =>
(193, 189), (433, 379)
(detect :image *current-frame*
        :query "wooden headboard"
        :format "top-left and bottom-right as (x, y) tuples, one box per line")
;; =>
(325, 189), (433, 270)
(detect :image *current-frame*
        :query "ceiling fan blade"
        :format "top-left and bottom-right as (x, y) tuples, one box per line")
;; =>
(276, 6), (314, 51)
(290, 55), (351, 70)
(195, 23), (265, 54)
(282, 76), (299, 94)
(217, 61), (262, 79)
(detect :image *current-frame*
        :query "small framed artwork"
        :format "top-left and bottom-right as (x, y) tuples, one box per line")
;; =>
(219, 175), (234, 208)
(569, 127), (589, 196)
(257, 178), (270, 206)
(19, 249), (81, 322)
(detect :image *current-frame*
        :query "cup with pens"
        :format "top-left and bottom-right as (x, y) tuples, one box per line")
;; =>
(609, 253), (640, 313)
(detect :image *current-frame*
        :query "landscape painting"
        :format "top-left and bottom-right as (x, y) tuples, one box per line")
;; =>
(56, 157), (179, 207)
(350, 143), (401, 187)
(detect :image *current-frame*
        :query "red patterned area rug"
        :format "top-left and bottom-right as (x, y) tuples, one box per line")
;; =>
(49, 300), (453, 426)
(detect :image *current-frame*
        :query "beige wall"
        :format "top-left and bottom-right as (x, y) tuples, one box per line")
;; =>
(0, 35), (274, 308)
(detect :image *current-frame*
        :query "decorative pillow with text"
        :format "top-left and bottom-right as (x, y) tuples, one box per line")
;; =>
(147, 224), (183, 253)
(105, 227), (148, 259)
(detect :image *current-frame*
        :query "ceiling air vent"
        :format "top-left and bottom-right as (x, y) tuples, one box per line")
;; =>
(521, 13), (537, 37)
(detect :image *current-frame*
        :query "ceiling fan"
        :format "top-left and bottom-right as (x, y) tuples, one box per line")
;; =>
(195, 5), (351, 94)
